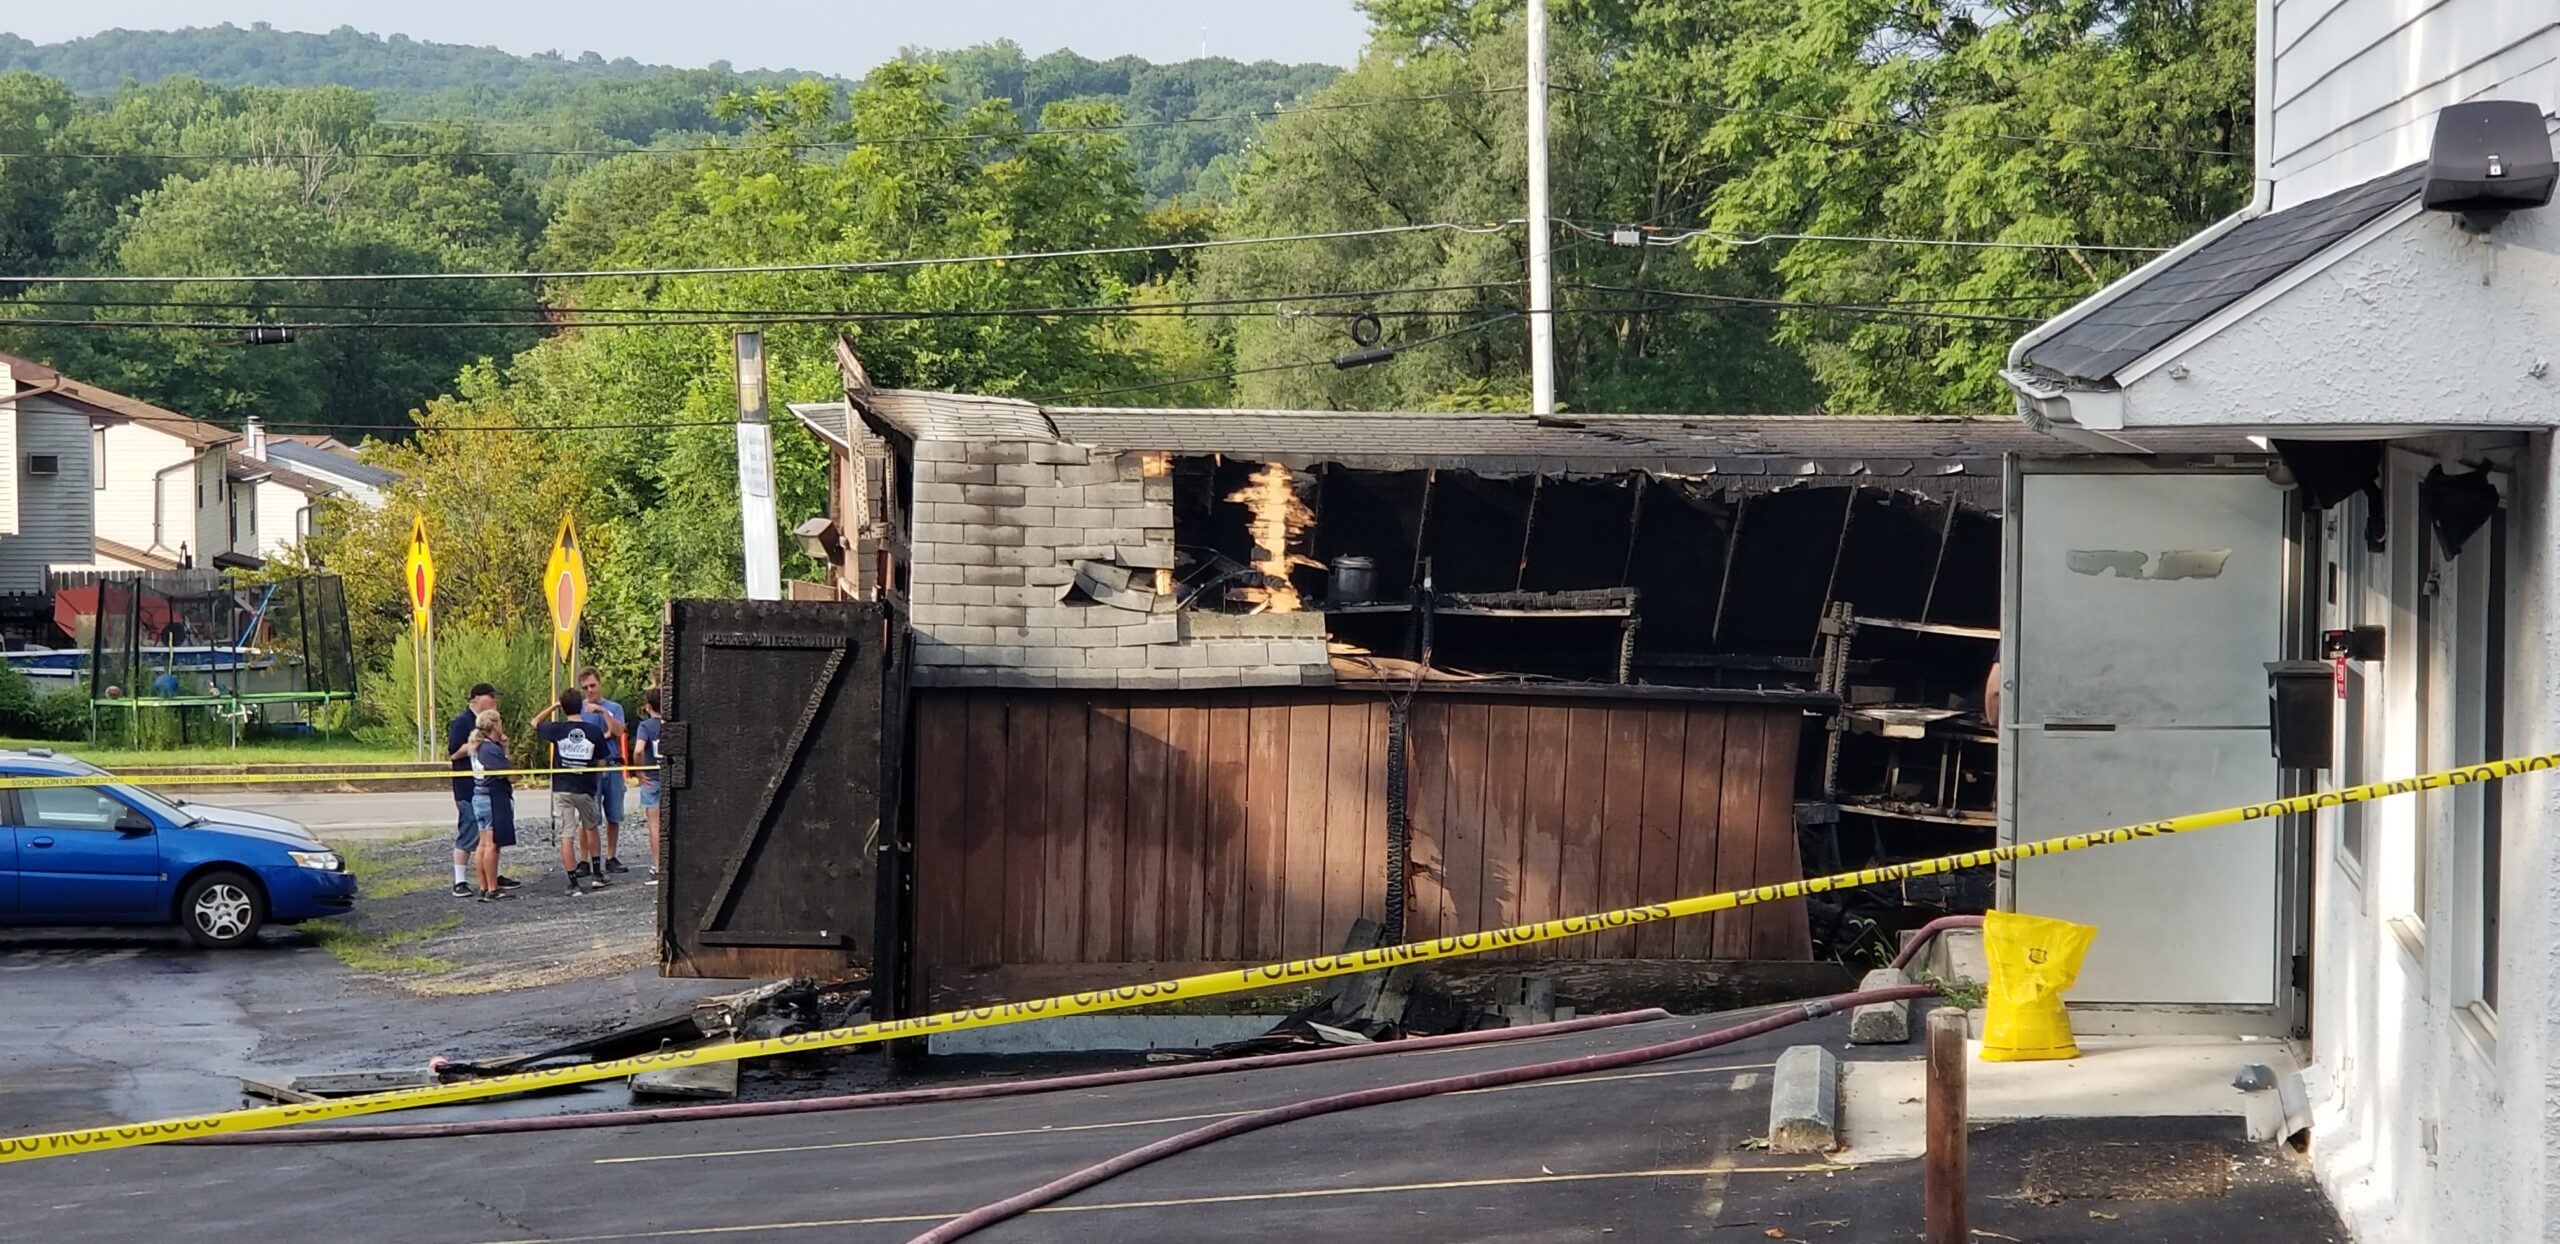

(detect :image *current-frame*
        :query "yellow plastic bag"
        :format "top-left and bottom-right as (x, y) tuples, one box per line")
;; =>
(1979, 910), (2098, 1062)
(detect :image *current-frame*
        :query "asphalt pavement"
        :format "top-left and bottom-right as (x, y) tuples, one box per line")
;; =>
(177, 788), (458, 836)
(0, 1003), (2345, 1244)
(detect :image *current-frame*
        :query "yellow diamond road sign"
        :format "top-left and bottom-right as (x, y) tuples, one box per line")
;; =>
(403, 515), (435, 626)
(545, 514), (588, 661)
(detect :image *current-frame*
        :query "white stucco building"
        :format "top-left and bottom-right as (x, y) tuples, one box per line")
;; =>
(2002, 4), (2560, 1240)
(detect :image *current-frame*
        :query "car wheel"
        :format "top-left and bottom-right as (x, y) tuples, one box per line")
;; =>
(180, 871), (266, 949)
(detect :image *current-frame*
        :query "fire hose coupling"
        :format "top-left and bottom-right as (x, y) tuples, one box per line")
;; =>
(1801, 999), (1836, 1020)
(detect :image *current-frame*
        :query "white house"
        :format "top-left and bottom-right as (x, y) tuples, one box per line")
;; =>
(2001, 5), (2560, 1240)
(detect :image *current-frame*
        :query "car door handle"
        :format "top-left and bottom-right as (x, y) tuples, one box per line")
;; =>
(28, 837), (54, 848)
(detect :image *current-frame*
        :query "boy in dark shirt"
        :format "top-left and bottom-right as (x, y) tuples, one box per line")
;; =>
(533, 687), (612, 896)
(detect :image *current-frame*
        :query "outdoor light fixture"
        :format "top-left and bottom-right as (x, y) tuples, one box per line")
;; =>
(792, 516), (843, 562)
(2422, 100), (2556, 232)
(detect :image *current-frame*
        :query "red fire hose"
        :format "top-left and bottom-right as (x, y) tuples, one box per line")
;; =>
(905, 984), (1939, 1244)
(1892, 915), (1985, 969)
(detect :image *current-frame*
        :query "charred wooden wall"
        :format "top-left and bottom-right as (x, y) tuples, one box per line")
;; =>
(909, 688), (1810, 1002)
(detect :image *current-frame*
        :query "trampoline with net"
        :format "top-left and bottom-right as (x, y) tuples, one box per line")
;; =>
(78, 572), (358, 741)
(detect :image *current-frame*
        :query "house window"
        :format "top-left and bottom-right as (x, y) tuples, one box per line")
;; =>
(92, 427), (105, 490)
(2335, 496), (2373, 876)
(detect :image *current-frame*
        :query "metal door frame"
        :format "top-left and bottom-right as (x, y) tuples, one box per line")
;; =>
(1995, 453), (2309, 1037)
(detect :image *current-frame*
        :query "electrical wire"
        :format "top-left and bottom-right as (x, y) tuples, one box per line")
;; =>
(0, 221), (1524, 286)
(0, 89), (1522, 163)
(1037, 311), (1524, 403)
(1561, 83), (2247, 159)
(0, 281), (1521, 319)
(1557, 218), (2170, 254)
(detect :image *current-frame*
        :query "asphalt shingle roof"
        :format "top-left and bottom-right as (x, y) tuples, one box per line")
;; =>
(2023, 164), (2428, 384)
(266, 438), (401, 489)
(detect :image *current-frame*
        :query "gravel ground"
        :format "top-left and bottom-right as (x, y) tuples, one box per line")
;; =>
(321, 826), (658, 995)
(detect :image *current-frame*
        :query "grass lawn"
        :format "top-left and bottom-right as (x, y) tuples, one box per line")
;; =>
(305, 914), (461, 974)
(0, 735), (417, 768)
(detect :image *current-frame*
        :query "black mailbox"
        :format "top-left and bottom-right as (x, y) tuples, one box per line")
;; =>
(2266, 661), (2335, 771)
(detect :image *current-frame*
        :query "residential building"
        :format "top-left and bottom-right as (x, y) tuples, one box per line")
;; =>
(0, 351), (239, 583)
(250, 423), (397, 507)
(1999, 4), (2560, 1239)
(0, 355), (99, 595)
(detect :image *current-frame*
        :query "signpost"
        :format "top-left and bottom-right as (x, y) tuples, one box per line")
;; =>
(734, 331), (783, 601)
(404, 516), (437, 761)
(544, 514), (589, 701)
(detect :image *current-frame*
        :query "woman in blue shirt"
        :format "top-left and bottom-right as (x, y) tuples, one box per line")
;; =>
(450, 709), (518, 902)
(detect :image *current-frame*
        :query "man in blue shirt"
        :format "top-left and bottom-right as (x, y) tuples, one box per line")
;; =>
(534, 687), (612, 896)
(575, 666), (630, 875)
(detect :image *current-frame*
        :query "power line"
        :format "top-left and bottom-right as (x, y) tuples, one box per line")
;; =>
(1038, 313), (1524, 403)
(1563, 284), (2051, 323)
(0, 221), (1524, 286)
(0, 281), (1519, 318)
(1557, 219), (2171, 254)
(1562, 84), (2247, 159)
(0, 89), (1522, 163)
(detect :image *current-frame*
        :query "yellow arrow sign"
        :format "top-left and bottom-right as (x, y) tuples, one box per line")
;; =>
(402, 515), (435, 626)
(543, 513), (588, 662)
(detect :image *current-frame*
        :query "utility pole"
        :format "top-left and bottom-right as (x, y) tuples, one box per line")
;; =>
(1524, 0), (1557, 415)
(733, 331), (783, 601)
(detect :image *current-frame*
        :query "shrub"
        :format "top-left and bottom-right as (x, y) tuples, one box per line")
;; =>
(0, 660), (37, 735)
(33, 689), (91, 742)
(359, 625), (556, 760)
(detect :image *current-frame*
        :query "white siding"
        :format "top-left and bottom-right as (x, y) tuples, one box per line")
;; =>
(0, 400), (94, 593)
(2267, 0), (2560, 207)
(87, 418), (197, 558)
(252, 482), (305, 560)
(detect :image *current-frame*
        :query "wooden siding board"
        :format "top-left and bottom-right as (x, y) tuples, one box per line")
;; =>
(1595, 708), (1650, 957)
(1712, 709), (1769, 960)
(1000, 697), (1049, 964)
(1323, 699), (1374, 942)
(1124, 704), (1173, 961)
(1748, 711), (1813, 960)
(1555, 705), (1610, 958)
(960, 692), (1010, 966)
(1516, 705), (1569, 957)
(1361, 700), (1391, 926)
(1439, 702), (1491, 937)
(1082, 697), (1129, 962)
(913, 694), (970, 979)
(1242, 697), (1293, 960)
(1283, 701), (1333, 955)
(1161, 704), (1211, 962)
(1042, 695), (1089, 963)
(1672, 706), (1730, 961)
(1634, 704), (1690, 960)
(1202, 701), (1252, 960)
(1480, 703), (1530, 957)
(1405, 699), (1452, 940)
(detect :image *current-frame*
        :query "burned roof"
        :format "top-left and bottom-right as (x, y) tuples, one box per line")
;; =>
(852, 389), (1056, 443)
(1046, 408), (2059, 476)
(2023, 164), (2428, 384)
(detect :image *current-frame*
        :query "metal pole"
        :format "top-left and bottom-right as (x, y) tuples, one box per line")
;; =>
(1524, 0), (1557, 415)
(1924, 1008), (1970, 1244)
(734, 331), (783, 601)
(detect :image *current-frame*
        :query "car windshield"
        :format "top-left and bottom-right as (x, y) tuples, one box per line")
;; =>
(103, 782), (197, 825)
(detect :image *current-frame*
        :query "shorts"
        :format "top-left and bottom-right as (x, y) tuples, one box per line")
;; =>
(452, 798), (478, 853)
(553, 791), (603, 840)
(638, 782), (661, 810)
(470, 788), (518, 849)
(596, 770), (627, 826)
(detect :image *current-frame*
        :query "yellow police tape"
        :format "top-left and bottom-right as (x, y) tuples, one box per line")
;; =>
(2, 747), (2551, 1164)
(0, 765), (660, 789)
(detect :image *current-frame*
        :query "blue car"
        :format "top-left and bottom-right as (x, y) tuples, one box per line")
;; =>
(0, 749), (356, 947)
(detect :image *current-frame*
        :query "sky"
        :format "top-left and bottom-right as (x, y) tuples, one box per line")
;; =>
(4, 1), (1374, 71)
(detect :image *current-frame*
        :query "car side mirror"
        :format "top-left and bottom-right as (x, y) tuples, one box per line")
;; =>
(115, 812), (155, 834)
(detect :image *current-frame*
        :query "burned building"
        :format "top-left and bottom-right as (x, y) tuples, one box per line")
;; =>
(784, 388), (2053, 1006)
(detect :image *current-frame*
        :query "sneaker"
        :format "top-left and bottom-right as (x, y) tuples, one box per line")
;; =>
(566, 877), (583, 897)
(587, 872), (613, 889)
(570, 861), (592, 880)
(451, 881), (475, 898)
(496, 876), (522, 891)
(605, 858), (629, 874)
(484, 888), (517, 902)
